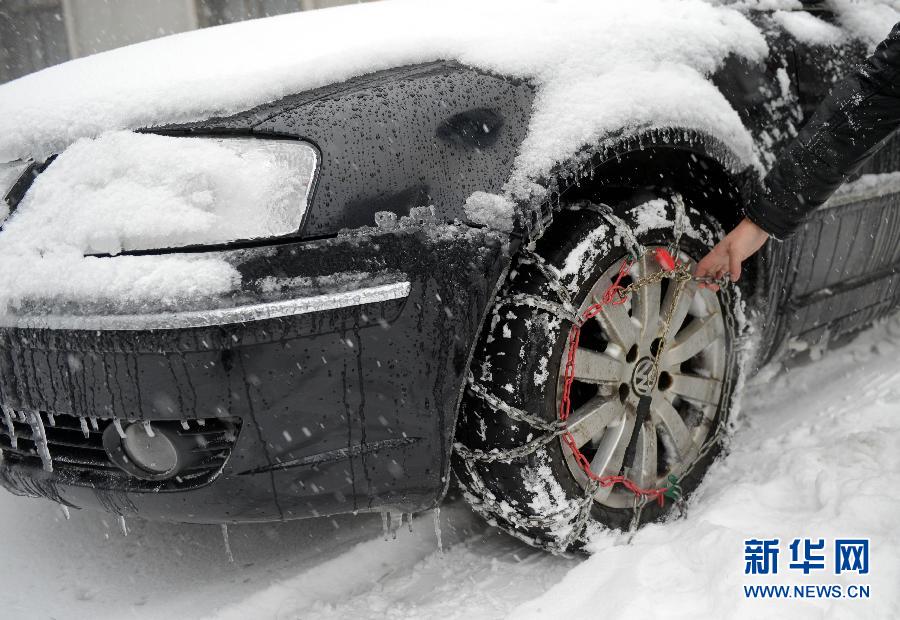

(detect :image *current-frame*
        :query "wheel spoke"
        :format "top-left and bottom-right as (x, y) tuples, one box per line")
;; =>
(632, 254), (662, 350)
(558, 246), (732, 508)
(573, 348), (624, 384)
(567, 398), (623, 447)
(669, 373), (722, 406)
(628, 423), (658, 488)
(592, 298), (637, 350)
(660, 278), (698, 337)
(588, 409), (635, 503)
(589, 408), (635, 476)
(663, 313), (723, 366)
(650, 398), (692, 459)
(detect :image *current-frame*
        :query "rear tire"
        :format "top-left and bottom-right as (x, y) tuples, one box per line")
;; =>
(453, 194), (742, 552)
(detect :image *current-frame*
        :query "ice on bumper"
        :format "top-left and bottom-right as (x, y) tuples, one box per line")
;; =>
(0, 132), (317, 315)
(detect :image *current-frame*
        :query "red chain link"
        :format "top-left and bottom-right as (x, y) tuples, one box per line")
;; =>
(558, 252), (672, 507)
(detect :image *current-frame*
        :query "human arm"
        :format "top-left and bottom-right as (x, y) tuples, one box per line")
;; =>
(697, 22), (900, 287)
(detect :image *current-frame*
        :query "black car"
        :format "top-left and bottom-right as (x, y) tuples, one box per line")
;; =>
(0, 4), (897, 553)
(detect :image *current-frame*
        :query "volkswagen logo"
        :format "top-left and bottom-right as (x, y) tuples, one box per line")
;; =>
(631, 357), (657, 397)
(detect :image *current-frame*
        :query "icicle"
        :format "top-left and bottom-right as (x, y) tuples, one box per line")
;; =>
(89, 417), (99, 431)
(221, 524), (234, 563)
(2, 404), (17, 450)
(391, 513), (402, 539)
(46, 414), (56, 427)
(118, 515), (129, 536)
(112, 419), (126, 439)
(433, 507), (443, 554)
(142, 421), (155, 438)
(181, 420), (190, 431)
(79, 418), (90, 439)
(27, 411), (52, 473)
(405, 513), (413, 533)
(381, 512), (390, 541)
(59, 504), (70, 520)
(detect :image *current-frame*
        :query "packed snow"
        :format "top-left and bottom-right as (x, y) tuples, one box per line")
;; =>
(773, 10), (846, 45)
(0, 252), (239, 315)
(825, 171), (900, 206)
(464, 192), (516, 232)
(831, 0), (900, 46)
(2, 314), (898, 619)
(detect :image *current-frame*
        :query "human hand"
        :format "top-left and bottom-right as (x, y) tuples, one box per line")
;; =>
(695, 217), (770, 290)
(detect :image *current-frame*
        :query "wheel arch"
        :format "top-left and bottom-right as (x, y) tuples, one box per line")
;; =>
(518, 127), (769, 301)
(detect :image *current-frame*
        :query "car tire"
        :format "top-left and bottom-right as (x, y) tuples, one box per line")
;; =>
(453, 194), (742, 552)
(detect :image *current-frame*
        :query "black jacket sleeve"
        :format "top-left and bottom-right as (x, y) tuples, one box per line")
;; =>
(745, 22), (900, 239)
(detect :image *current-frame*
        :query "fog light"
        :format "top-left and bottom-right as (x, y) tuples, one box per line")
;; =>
(123, 423), (178, 474)
(103, 421), (195, 481)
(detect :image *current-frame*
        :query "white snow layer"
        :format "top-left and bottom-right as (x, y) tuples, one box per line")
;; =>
(773, 10), (846, 45)
(0, 253), (239, 313)
(0, 0), (769, 175)
(464, 191), (516, 232)
(3, 315), (899, 619)
(831, 0), (900, 47)
(0, 0), (895, 309)
(0, 0), (770, 310)
(515, 318), (900, 620)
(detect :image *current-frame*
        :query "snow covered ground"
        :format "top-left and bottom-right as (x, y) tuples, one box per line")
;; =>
(2, 314), (900, 619)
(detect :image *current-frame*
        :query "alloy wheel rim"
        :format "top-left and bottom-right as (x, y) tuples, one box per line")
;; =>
(557, 247), (727, 509)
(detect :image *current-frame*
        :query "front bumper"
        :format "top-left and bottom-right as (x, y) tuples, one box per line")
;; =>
(0, 224), (509, 523)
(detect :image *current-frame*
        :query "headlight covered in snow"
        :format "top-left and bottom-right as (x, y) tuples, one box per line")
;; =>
(0, 159), (30, 223)
(4, 131), (320, 255)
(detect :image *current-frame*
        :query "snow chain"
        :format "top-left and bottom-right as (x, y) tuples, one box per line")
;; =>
(454, 200), (737, 552)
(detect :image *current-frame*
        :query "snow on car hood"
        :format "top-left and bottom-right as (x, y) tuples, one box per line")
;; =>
(0, 0), (896, 313)
(2, 0), (896, 172)
(0, 0), (768, 171)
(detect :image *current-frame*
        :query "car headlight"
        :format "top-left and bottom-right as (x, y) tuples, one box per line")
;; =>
(4, 132), (320, 255)
(0, 159), (30, 223)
